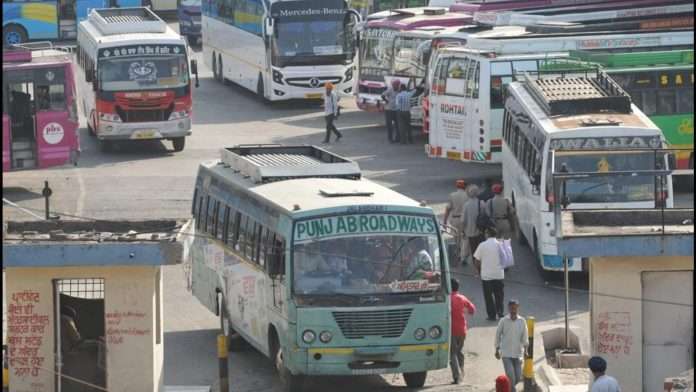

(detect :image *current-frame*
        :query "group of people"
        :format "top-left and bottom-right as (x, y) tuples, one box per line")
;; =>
(381, 79), (416, 144)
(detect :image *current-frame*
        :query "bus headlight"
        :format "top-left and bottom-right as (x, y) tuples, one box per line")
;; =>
(100, 113), (121, 122)
(428, 326), (442, 339)
(344, 67), (353, 82)
(302, 330), (316, 344)
(272, 70), (284, 85)
(414, 328), (426, 341)
(319, 331), (333, 343)
(168, 110), (190, 121)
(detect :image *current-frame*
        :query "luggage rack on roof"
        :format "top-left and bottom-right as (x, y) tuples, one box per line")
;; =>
(521, 71), (632, 116)
(220, 145), (361, 184)
(88, 7), (167, 35)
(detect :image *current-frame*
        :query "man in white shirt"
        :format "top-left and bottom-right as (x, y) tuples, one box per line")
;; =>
(323, 82), (342, 143)
(473, 227), (505, 321)
(588, 356), (621, 392)
(495, 299), (529, 392)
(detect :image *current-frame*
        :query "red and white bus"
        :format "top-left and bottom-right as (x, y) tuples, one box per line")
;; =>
(76, 7), (199, 152)
(356, 7), (472, 112)
(3, 43), (80, 172)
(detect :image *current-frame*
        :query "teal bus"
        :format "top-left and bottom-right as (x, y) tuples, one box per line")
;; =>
(550, 50), (694, 177)
(184, 145), (450, 392)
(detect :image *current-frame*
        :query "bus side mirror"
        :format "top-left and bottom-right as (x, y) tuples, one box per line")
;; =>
(264, 17), (274, 37)
(190, 60), (200, 88)
(268, 252), (284, 277)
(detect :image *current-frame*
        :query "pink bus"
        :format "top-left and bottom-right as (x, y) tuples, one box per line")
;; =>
(3, 44), (79, 172)
(356, 7), (472, 112)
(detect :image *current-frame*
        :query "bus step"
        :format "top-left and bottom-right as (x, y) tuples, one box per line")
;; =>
(12, 149), (34, 160)
(12, 159), (36, 169)
(12, 139), (32, 150)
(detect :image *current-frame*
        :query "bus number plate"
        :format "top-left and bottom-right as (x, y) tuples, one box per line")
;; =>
(351, 368), (388, 375)
(305, 93), (323, 99)
(131, 129), (158, 139)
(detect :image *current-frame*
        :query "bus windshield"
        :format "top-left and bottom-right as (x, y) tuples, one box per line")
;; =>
(360, 27), (397, 80)
(98, 54), (189, 91)
(391, 36), (432, 78)
(273, 20), (353, 66)
(554, 151), (660, 203)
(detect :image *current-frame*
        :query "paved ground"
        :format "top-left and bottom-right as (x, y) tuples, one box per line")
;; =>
(2, 26), (692, 392)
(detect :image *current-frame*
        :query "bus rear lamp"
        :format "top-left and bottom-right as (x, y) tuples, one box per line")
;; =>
(100, 113), (121, 122)
(272, 70), (284, 85)
(428, 326), (442, 339)
(168, 110), (190, 121)
(414, 328), (426, 341)
(319, 331), (333, 343)
(302, 330), (316, 344)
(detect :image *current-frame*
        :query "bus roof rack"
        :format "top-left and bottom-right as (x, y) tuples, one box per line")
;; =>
(220, 145), (361, 184)
(522, 71), (632, 116)
(88, 7), (167, 35)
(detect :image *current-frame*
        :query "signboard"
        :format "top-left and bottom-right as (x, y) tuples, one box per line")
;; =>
(550, 136), (662, 150)
(98, 44), (185, 59)
(294, 214), (437, 242)
(271, 0), (346, 21)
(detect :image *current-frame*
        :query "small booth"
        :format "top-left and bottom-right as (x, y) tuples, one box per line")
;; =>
(3, 220), (184, 392)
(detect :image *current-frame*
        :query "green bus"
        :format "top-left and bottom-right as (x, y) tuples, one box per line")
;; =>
(185, 145), (450, 392)
(568, 50), (694, 174)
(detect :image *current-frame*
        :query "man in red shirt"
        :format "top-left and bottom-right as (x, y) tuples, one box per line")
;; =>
(450, 278), (476, 384)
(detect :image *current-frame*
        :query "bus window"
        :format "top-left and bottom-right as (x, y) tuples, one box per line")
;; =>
(657, 90), (676, 115)
(217, 205), (227, 241)
(490, 61), (512, 76)
(641, 91), (657, 115)
(513, 60), (537, 74)
(445, 58), (468, 96)
(238, 215), (249, 256)
(472, 61), (480, 99)
(434, 58), (449, 95)
(196, 194), (205, 229)
(465, 60), (477, 98)
(227, 210), (240, 248)
(678, 89), (693, 113)
(491, 76), (512, 109)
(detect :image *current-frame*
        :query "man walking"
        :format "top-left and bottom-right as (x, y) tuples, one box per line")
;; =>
(495, 299), (529, 392)
(486, 183), (518, 240)
(588, 356), (621, 392)
(381, 79), (400, 142)
(396, 84), (414, 144)
(444, 179), (469, 265)
(473, 226), (506, 320)
(323, 82), (342, 144)
(460, 185), (485, 264)
(450, 278), (476, 384)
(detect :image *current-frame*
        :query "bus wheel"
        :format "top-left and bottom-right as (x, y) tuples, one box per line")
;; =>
(256, 74), (266, 102)
(3, 25), (27, 46)
(403, 371), (427, 388)
(218, 54), (226, 85)
(172, 137), (185, 152)
(212, 52), (219, 82)
(87, 111), (96, 136)
(271, 333), (304, 392)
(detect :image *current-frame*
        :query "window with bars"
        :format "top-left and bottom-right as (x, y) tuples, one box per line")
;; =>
(58, 278), (105, 299)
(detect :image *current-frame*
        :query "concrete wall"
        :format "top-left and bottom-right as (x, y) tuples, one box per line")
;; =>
(6, 266), (163, 392)
(589, 256), (693, 392)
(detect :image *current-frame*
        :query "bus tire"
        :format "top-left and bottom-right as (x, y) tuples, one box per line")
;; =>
(88, 110), (96, 136)
(218, 54), (227, 85)
(3, 25), (28, 46)
(172, 137), (185, 152)
(271, 331), (304, 392)
(212, 52), (219, 82)
(403, 371), (427, 388)
(256, 74), (266, 102)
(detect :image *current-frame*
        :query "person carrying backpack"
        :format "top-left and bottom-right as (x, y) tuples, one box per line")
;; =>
(486, 183), (518, 240)
(460, 185), (494, 264)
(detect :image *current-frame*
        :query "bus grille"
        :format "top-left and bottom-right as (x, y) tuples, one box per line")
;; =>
(332, 309), (412, 339)
(116, 106), (172, 123)
(285, 76), (342, 88)
(358, 85), (386, 95)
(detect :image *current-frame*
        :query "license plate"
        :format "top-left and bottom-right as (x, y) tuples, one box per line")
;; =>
(351, 368), (388, 375)
(131, 129), (158, 139)
(305, 93), (323, 99)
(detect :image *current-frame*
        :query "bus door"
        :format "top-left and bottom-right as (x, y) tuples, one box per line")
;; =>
(460, 56), (485, 161)
(426, 55), (448, 157)
(437, 56), (471, 160)
(5, 76), (37, 170)
(33, 66), (77, 169)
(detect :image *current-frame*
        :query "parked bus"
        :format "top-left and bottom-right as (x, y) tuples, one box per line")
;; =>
(3, 43), (79, 171)
(2, 0), (142, 46)
(502, 71), (673, 274)
(76, 7), (198, 152)
(357, 7), (473, 112)
(425, 28), (694, 164)
(185, 145), (451, 392)
(177, 0), (201, 44)
(202, 0), (360, 102)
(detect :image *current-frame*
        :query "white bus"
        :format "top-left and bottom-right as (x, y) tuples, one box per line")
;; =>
(76, 7), (198, 152)
(185, 145), (451, 391)
(202, 0), (360, 101)
(502, 71), (673, 274)
(425, 28), (694, 163)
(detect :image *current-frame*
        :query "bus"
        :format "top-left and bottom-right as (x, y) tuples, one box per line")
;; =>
(349, 0), (428, 18)
(357, 7), (473, 112)
(76, 7), (198, 152)
(185, 145), (451, 392)
(501, 71), (673, 274)
(3, 43), (79, 171)
(425, 28), (694, 164)
(561, 50), (694, 183)
(2, 0), (142, 46)
(202, 0), (360, 102)
(177, 0), (201, 45)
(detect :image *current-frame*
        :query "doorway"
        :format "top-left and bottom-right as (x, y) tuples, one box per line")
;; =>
(54, 278), (106, 391)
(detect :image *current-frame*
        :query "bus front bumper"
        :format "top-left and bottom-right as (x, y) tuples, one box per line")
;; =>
(97, 119), (191, 140)
(287, 343), (449, 376)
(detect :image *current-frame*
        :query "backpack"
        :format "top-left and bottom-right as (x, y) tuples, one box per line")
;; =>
(476, 200), (496, 231)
